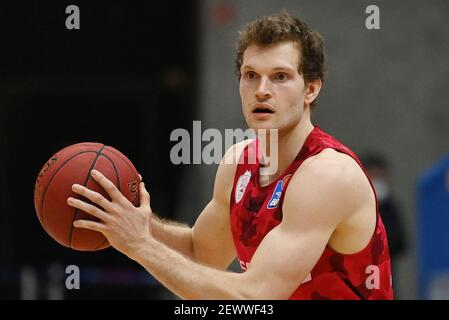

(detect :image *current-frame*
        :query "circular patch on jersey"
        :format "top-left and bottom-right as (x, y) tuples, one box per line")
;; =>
(235, 170), (252, 203)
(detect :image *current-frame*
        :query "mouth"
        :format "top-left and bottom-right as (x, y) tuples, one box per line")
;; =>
(252, 103), (274, 114)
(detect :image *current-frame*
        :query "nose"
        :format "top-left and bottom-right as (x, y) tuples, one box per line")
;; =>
(255, 77), (272, 100)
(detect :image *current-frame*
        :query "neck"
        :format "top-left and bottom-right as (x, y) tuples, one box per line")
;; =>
(257, 108), (314, 178)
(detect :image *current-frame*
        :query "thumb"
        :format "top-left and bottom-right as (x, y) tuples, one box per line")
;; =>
(139, 181), (151, 208)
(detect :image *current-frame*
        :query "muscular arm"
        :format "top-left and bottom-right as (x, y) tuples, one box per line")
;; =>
(130, 156), (363, 299)
(149, 215), (194, 259)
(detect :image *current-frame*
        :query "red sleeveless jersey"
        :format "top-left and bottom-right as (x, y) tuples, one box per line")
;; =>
(230, 126), (394, 300)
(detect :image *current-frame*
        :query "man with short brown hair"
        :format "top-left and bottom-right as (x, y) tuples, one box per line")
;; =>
(69, 11), (394, 300)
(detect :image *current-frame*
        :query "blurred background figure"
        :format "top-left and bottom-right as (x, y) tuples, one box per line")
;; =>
(361, 153), (407, 297)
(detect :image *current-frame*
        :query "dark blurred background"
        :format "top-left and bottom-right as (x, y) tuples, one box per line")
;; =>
(0, 1), (198, 299)
(1, 0), (449, 300)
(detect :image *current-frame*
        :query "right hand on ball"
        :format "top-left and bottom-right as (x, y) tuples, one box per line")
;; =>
(68, 169), (154, 259)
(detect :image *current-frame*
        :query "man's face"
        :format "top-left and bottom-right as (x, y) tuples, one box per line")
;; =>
(239, 40), (308, 133)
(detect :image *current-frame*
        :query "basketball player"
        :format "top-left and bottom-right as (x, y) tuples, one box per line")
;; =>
(68, 11), (394, 299)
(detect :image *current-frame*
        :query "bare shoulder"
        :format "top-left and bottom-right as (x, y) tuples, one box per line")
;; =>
(302, 147), (362, 174)
(283, 148), (372, 225)
(220, 139), (254, 166)
(300, 148), (369, 194)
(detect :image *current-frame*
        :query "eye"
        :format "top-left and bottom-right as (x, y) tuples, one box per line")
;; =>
(275, 73), (288, 81)
(244, 71), (258, 80)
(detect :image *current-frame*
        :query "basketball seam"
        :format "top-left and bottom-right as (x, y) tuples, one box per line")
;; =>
(90, 153), (121, 251)
(104, 147), (139, 181)
(99, 153), (121, 192)
(40, 151), (99, 233)
(68, 144), (106, 249)
(104, 147), (140, 205)
(93, 239), (108, 251)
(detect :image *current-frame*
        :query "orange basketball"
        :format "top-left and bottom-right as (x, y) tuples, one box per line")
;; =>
(34, 143), (140, 251)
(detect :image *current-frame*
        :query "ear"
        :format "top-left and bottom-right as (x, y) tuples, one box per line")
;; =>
(304, 79), (322, 106)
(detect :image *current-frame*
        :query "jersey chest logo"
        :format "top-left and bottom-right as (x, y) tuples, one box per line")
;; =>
(267, 174), (292, 209)
(235, 170), (252, 204)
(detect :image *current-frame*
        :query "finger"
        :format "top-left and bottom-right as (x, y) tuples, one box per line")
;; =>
(71, 184), (113, 211)
(90, 169), (126, 203)
(67, 197), (111, 222)
(139, 182), (151, 208)
(73, 219), (107, 233)
(138, 174), (142, 182)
